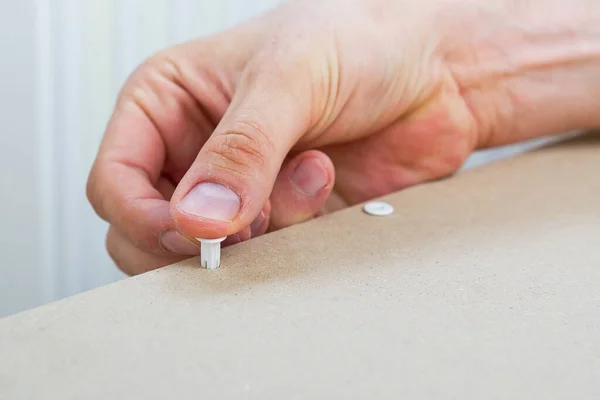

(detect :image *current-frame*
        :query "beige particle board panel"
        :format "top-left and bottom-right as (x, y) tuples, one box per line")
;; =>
(1, 133), (600, 399)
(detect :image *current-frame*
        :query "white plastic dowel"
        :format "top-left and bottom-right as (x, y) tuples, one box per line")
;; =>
(198, 237), (227, 270)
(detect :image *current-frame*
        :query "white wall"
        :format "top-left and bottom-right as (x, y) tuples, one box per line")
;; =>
(0, 0), (45, 316)
(0, 0), (548, 318)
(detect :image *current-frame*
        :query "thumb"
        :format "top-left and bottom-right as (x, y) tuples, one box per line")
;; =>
(171, 67), (312, 239)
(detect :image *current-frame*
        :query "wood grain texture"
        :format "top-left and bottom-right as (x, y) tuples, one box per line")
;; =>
(1, 132), (599, 399)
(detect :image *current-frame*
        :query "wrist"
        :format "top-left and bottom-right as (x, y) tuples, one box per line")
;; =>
(437, 0), (600, 147)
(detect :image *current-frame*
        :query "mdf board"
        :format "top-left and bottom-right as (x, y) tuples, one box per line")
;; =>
(1, 132), (599, 399)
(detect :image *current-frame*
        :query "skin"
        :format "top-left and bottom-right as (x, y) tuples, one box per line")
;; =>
(87, 0), (600, 275)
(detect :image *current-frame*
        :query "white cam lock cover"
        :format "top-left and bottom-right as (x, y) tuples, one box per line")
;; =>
(362, 201), (394, 216)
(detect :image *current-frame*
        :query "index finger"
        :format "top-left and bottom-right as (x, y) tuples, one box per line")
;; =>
(87, 99), (175, 254)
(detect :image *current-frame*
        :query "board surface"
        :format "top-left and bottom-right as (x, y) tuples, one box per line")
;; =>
(1, 133), (599, 399)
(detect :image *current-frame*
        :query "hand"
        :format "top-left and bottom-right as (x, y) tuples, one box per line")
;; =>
(87, 0), (600, 275)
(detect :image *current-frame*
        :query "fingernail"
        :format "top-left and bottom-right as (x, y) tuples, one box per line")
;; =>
(160, 231), (199, 255)
(179, 182), (240, 221)
(250, 211), (265, 237)
(291, 158), (328, 196)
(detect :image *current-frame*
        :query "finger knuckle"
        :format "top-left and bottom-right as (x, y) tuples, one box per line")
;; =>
(208, 120), (275, 175)
(105, 229), (122, 270)
(145, 50), (184, 83)
(118, 48), (186, 106)
(86, 166), (108, 220)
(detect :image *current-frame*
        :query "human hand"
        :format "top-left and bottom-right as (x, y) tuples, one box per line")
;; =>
(87, 0), (600, 275)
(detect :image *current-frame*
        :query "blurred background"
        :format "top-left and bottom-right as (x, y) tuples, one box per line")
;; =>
(0, 0), (554, 318)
